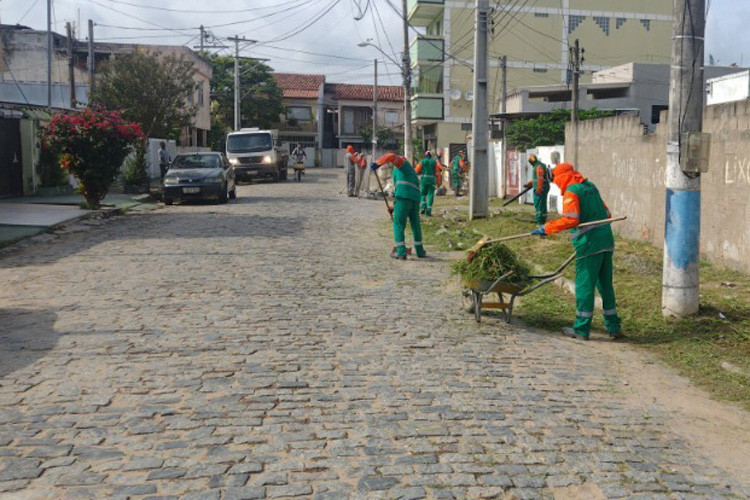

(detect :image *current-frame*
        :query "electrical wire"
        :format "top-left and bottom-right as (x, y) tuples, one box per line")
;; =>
(97, 0), (308, 15)
(17, 0), (42, 24)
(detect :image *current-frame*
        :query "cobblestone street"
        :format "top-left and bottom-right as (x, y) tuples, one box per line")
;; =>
(0, 169), (747, 499)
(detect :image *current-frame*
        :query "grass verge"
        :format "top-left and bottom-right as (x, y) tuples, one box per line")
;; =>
(418, 195), (750, 410)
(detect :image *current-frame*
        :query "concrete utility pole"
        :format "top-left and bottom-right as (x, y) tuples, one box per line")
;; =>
(500, 55), (507, 198)
(87, 20), (95, 93)
(66, 22), (76, 109)
(570, 39), (581, 166)
(469, 0), (490, 219)
(200, 25), (205, 52)
(228, 35), (245, 131)
(662, 0), (706, 317)
(47, 0), (52, 107)
(372, 58), (378, 157)
(401, 0), (413, 160)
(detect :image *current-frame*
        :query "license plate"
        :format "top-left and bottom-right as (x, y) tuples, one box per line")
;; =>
(183, 187), (200, 194)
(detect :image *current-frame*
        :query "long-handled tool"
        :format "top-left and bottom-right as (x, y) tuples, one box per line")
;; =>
(502, 185), (532, 207)
(372, 169), (393, 221)
(466, 216), (628, 262)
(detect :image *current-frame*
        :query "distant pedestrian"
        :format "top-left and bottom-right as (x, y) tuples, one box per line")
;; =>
(158, 141), (171, 179)
(345, 145), (357, 196)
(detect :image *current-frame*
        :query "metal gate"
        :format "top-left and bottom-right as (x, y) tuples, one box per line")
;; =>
(0, 119), (23, 197)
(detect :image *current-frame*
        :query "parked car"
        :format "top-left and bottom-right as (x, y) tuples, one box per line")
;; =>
(163, 152), (236, 205)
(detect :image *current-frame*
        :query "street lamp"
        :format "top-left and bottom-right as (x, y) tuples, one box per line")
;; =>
(358, 40), (413, 160)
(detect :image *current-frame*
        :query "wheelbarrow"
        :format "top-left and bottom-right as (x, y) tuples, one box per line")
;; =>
(461, 251), (576, 323)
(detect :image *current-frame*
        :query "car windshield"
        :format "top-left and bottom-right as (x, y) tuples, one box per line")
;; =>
(227, 133), (273, 153)
(171, 154), (222, 169)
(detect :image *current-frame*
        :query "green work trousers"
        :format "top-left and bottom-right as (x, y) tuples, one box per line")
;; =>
(533, 188), (549, 224)
(451, 171), (461, 194)
(420, 183), (435, 215)
(573, 251), (621, 336)
(393, 198), (425, 257)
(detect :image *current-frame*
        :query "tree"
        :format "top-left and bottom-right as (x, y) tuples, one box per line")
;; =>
(358, 125), (400, 151)
(209, 56), (284, 150)
(42, 108), (143, 209)
(505, 108), (614, 151)
(90, 50), (198, 140)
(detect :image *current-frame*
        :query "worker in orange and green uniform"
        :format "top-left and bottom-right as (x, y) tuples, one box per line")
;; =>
(450, 151), (466, 197)
(415, 151), (439, 216)
(371, 153), (426, 260)
(530, 163), (622, 341)
(524, 154), (551, 224)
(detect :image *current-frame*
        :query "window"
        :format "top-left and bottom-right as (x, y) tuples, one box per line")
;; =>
(568, 15), (585, 34)
(533, 68), (548, 73)
(197, 81), (205, 107)
(534, 12), (549, 18)
(640, 19), (651, 31)
(616, 18), (627, 29)
(593, 16), (610, 36)
(384, 110), (399, 126)
(287, 106), (313, 121)
(341, 108), (371, 135)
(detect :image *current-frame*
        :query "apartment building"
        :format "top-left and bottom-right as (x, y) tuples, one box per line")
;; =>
(407, 0), (673, 153)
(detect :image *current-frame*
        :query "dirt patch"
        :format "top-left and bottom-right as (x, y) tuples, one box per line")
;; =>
(595, 341), (750, 485)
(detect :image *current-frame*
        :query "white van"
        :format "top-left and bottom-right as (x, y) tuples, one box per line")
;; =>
(226, 128), (288, 182)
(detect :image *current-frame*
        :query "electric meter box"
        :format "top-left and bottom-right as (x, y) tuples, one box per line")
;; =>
(680, 132), (711, 174)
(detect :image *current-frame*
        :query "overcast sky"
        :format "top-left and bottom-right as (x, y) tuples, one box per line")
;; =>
(0, 0), (746, 86)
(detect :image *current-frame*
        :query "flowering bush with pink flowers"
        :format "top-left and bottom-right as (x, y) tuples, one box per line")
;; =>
(43, 108), (143, 209)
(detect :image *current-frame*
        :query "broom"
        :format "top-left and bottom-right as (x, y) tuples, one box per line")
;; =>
(466, 216), (628, 262)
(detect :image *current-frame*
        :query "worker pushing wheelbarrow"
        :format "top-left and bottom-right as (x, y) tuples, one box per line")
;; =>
(462, 162), (627, 342)
(461, 215), (626, 324)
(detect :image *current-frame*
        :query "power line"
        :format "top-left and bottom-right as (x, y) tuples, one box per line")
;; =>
(97, 0), (308, 14)
(17, 0), (42, 24)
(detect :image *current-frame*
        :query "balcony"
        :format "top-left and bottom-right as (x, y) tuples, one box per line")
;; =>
(407, 0), (444, 27)
(410, 36), (444, 64)
(411, 96), (444, 122)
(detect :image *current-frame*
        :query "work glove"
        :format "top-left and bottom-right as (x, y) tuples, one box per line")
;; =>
(531, 226), (546, 237)
(387, 206), (394, 215)
(525, 181), (533, 189)
(370, 162), (379, 172)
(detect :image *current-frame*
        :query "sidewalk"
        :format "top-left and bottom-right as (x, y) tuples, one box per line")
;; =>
(0, 193), (153, 247)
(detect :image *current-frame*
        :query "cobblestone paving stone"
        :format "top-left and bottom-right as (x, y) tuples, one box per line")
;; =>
(0, 170), (747, 499)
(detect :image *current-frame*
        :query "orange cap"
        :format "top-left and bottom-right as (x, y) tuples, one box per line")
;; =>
(346, 145), (354, 153)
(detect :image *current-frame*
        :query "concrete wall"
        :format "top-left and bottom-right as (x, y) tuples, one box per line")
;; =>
(566, 100), (750, 273)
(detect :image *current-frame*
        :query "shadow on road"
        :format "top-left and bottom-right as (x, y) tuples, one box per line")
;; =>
(0, 213), (306, 268)
(0, 308), (60, 378)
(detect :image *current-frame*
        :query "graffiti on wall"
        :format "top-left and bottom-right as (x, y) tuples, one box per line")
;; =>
(611, 152), (666, 188)
(724, 156), (750, 185)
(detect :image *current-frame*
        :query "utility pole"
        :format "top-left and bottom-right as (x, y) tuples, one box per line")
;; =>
(87, 20), (95, 93)
(469, 0), (490, 219)
(66, 22), (76, 109)
(662, 0), (706, 317)
(200, 25), (205, 52)
(569, 39), (582, 166)
(401, 0), (413, 160)
(227, 35), (245, 131)
(47, 0), (52, 107)
(500, 55), (507, 198)
(372, 58), (378, 158)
